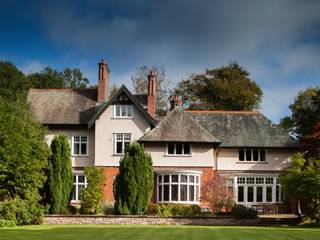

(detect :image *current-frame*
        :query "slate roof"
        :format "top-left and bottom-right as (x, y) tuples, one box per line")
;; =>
(139, 108), (296, 148)
(27, 88), (98, 124)
(139, 108), (220, 143)
(186, 110), (297, 148)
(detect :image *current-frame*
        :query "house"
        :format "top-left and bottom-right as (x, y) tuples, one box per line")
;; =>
(27, 60), (296, 208)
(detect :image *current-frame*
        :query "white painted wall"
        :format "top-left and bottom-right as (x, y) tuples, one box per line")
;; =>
(45, 128), (95, 167)
(144, 143), (214, 167)
(94, 105), (151, 166)
(217, 148), (294, 171)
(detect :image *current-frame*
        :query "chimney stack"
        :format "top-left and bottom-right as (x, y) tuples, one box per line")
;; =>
(147, 70), (157, 117)
(98, 60), (110, 102)
(170, 95), (182, 111)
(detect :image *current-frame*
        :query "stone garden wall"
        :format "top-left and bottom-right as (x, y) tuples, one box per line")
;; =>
(44, 215), (259, 226)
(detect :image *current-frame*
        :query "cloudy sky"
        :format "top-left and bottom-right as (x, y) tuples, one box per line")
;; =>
(1, 0), (320, 122)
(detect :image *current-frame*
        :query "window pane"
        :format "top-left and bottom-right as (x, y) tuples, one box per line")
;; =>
(276, 185), (281, 202)
(246, 149), (252, 161)
(163, 185), (169, 201)
(124, 134), (131, 141)
(74, 143), (80, 154)
(266, 186), (272, 202)
(78, 185), (84, 200)
(237, 177), (245, 184)
(189, 185), (195, 201)
(238, 186), (244, 202)
(81, 136), (87, 142)
(196, 176), (199, 183)
(256, 177), (264, 184)
(180, 185), (187, 201)
(74, 136), (80, 142)
(246, 177), (254, 184)
(180, 175), (187, 183)
(260, 149), (266, 161)
(72, 185), (76, 201)
(171, 185), (178, 201)
(176, 143), (183, 154)
(78, 175), (85, 183)
(164, 175), (169, 183)
(253, 149), (259, 161)
(121, 105), (126, 116)
(158, 175), (162, 183)
(257, 187), (263, 202)
(247, 186), (254, 202)
(127, 105), (133, 117)
(184, 144), (191, 155)
(171, 175), (178, 183)
(81, 143), (87, 155)
(196, 186), (199, 201)
(116, 142), (123, 154)
(124, 141), (130, 151)
(189, 175), (195, 183)
(158, 185), (162, 201)
(266, 177), (273, 184)
(116, 105), (121, 116)
(168, 143), (174, 155)
(239, 149), (245, 161)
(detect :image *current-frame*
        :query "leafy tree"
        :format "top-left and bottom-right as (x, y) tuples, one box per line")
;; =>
(81, 166), (105, 214)
(63, 68), (89, 89)
(280, 87), (320, 138)
(175, 62), (263, 111)
(280, 154), (320, 222)
(47, 134), (72, 213)
(0, 98), (49, 201)
(301, 123), (320, 159)
(201, 175), (234, 213)
(114, 142), (153, 215)
(28, 67), (65, 89)
(131, 66), (171, 116)
(0, 61), (30, 101)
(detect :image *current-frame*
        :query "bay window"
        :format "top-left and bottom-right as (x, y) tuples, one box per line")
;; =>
(157, 173), (200, 204)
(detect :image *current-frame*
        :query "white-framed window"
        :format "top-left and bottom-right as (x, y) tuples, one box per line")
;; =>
(113, 105), (134, 118)
(72, 135), (88, 156)
(233, 176), (282, 205)
(166, 143), (192, 156)
(239, 149), (266, 162)
(157, 173), (200, 204)
(114, 133), (131, 155)
(72, 173), (87, 202)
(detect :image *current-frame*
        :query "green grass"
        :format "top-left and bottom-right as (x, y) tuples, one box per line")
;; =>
(0, 225), (320, 240)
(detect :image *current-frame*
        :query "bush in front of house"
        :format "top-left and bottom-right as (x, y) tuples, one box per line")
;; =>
(0, 197), (45, 226)
(80, 166), (105, 214)
(114, 142), (154, 215)
(231, 204), (258, 219)
(0, 219), (17, 228)
(155, 204), (202, 217)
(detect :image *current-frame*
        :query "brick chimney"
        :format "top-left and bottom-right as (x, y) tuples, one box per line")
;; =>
(170, 95), (182, 111)
(97, 60), (110, 102)
(147, 70), (157, 117)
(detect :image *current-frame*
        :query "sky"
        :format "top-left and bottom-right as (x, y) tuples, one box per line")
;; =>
(1, 0), (320, 123)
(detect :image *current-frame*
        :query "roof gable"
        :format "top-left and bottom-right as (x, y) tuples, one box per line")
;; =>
(88, 85), (157, 128)
(139, 108), (220, 143)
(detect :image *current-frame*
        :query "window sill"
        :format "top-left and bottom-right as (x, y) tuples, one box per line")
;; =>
(164, 154), (192, 157)
(112, 154), (125, 156)
(236, 161), (268, 164)
(71, 155), (89, 157)
(111, 117), (134, 119)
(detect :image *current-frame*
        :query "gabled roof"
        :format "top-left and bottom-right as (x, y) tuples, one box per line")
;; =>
(186, 110), (297, 148)
(27, 88), (98, 124)
(88, 85), (157, 128)
(138, 108), (220, 143)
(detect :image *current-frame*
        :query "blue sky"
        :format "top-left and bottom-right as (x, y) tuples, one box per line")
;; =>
(1, 0), (320, 123)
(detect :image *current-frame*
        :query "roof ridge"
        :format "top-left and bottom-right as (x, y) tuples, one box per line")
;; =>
(29, 88), (97, 91)
(185, 110), (260, 114)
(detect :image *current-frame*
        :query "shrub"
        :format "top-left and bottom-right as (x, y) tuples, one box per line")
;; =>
(81, 167), (105, 214)
(155, 204), (202, 217)
(0, 219), (16, 228)
(104, 204), (115, 215)
(114, 142), (153, 215)
(145, 203), (158, 215)
(231, 204), (257, 219)
(0, 197), (44, 225)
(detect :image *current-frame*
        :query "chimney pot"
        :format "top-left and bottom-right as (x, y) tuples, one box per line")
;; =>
(98, 60), (110, 102)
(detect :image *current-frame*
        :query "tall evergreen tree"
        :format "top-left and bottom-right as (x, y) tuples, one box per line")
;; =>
(47, 134), (72, 213)
(114, 142), (153, 215)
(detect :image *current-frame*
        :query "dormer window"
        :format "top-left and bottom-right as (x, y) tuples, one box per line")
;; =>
(167, 143), (191, 156)
(114, 105), (134, 118)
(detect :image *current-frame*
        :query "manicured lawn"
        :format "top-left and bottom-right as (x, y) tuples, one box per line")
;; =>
(0, 225), (320, 240)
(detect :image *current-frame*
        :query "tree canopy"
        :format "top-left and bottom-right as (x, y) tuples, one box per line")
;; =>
(114, 142), (153, 215)
(280, 87), (320, 138)
(0, 97), (50, 201)
(131, 66), (171, 116)
(174, 62), (263, 111)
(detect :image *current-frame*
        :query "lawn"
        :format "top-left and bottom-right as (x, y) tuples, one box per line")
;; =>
(0, 225), (320, 240)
